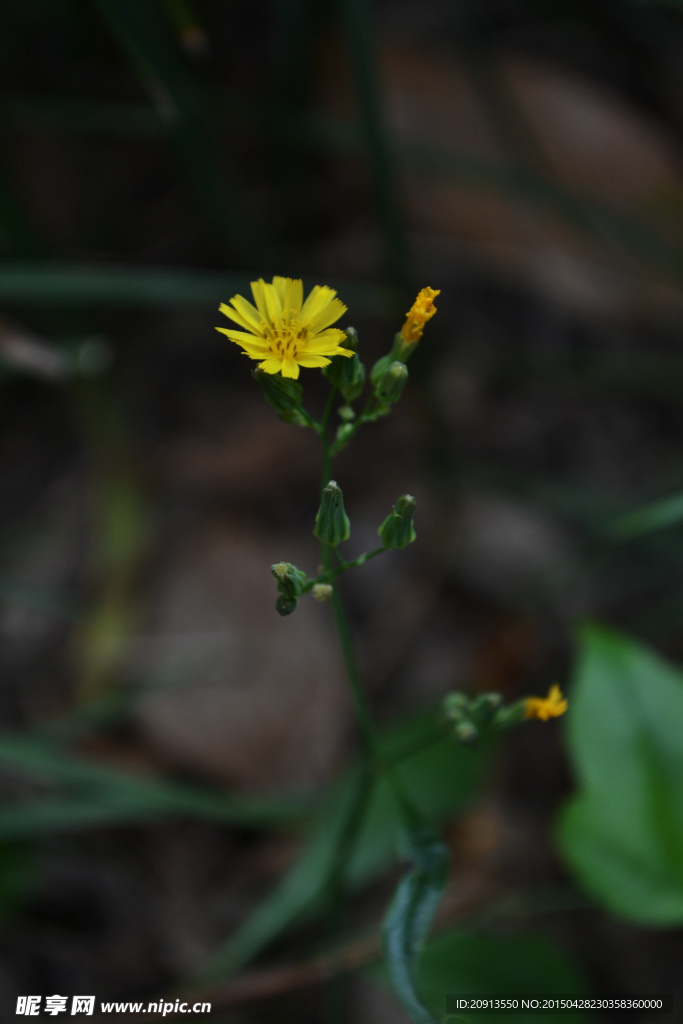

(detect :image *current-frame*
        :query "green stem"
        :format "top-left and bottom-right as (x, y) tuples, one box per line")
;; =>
(330, 585), (379, 762)
(336, 545), (386, 573)
(329, 393), (381, 456)
(303, 545), (387, 592)
(320, 763), (374, 907)
(331, 579), (424, 829)
(320, 385), (338, 488)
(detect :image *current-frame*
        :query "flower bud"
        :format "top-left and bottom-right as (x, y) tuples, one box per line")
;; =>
(378, 494), (416, 549)
(271, 561), (307, 605)
(314, 480), (351, 547)
(276, 594), (298, 616)
(322, 327), (365, 400)
(374, 361), (408, 404)
(470, 693), (503, 725)
(342, 326), (359, 352)
(325, 355), (365, 400)
(454, 721), (479, 744)
(312, 583), (333, 602)
(335, 423), (355, 447)
(253, 369), (306, 425)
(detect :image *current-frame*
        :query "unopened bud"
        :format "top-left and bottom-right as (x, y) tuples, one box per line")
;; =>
(342, 326), (359, 351)
(322, 327), (365, 400)
(374, 361), (408, 404)
(470, 693), (503, 725)
(253, 369), (306, 424)
(314, 480), (351, 547)
(276, 594), (298, 616)
(271, 562), (307, 614)
(454, 721), (478, 745)
(312, 583), (333, 602)
(335, 423), (355, 446)
(378, 494), (416, 549)
(443, 692), (469, 721)
(338, 404), (355, 421)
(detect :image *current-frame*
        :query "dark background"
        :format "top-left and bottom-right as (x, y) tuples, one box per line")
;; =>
(2, 0), (683, 1020)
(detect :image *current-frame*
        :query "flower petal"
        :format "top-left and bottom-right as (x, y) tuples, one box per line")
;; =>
(250, 279), (271, 324)
(257, 357), (285, 374)
(219, 302), (260, 334)
(216, 327), (269, 350)
(230, 295), (263, 332)
(299, 285), (337, 324)
(284, 278), (303, 316)
(309, 296), (347, 334)
(296, 355), (332, 367)
(281, 357), (300, 379)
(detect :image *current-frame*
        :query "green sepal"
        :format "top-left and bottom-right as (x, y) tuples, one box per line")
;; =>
(370, 332), (412, 386)
(378, 494), (417, 550)
(323, 328), (365, 401)
(253, 370), (307, 425)
(314, 480), (351, 547)
(492, 701), (527, 730)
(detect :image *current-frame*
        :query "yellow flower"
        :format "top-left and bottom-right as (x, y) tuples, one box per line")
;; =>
(524, 684), (568, 722)
(217, 276), (352, 380)
(400, 286), (440, 347)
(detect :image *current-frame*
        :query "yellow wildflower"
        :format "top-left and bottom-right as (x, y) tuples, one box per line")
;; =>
(400, 286), (440, 347)
(524, 684), (568, 722)
(217, 276), (352, 380)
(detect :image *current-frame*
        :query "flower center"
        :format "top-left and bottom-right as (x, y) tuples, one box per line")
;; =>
(262, 317), (309, 360)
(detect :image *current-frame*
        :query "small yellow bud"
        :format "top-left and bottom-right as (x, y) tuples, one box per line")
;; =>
(400, 287), (440, 348)
(524, 684), (568, 721)
(312, 583), (333, 602)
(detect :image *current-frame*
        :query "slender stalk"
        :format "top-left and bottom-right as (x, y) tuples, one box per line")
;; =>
(329, 394), (382, 456)
(330, 585), (381, 762)
(320, 385), (338, 489)
(302, 545), (387, 592)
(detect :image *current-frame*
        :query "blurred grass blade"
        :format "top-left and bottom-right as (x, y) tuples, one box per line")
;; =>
(0, 262), (396, 315)
(197, 766), (374, 983)
(0, 796), (195, 837)
(612, 492), (683, 540)
(0, 573), (82, 620)
(0, 262), (249, 305)
(382, 823), (450, 1024)
(338, 0), (408, 287)
(0, 732), (308, 828)
(92, 0), (259, 261)
(0, 98), (168, 136)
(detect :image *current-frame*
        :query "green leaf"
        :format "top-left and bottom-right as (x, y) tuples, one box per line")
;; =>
(382, 823), (450, 1024)
(197, 712), (492, 982)
(348, 714), (490, 883)
(558, 625), (683, 924)
(417, 928), (586, 1023)
(611, 492), (683, 539)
